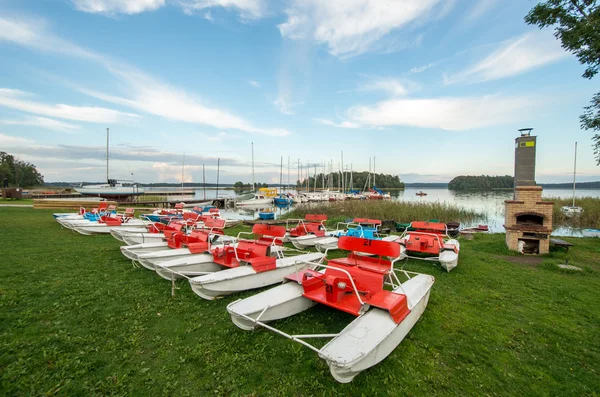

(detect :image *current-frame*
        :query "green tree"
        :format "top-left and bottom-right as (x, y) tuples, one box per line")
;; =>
(525, 0), (600, 164)
(233, 181), (244, 189)
(0, 152), (44, 187)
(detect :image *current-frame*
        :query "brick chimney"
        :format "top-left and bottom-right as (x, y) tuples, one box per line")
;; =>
(504, 129), (553, 254)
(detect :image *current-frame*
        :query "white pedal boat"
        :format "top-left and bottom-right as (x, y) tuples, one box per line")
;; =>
(228, 273), (433, 383)
(227, 236), (435, 383)
(439, 239), (460, 272)
(110, 227), (156, 242)
(189, 252), (324, 300)
(289, 234), (331, 249)
(71, 220), (148, 235)
(122, 232), (168, 246)
(315, 235), (401, 253)
(135, 236), (239, 270)
(155, 255), (223, 280)
(120, 242), (173, 261)
(399, 222), (461, 272)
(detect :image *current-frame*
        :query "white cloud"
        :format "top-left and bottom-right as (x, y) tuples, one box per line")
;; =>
(0, 16), (290, 137)
(466, 0), (499, 21)
(206, 131), (228, 141)
(178, 0), (266, 20)
(71, 0), (166, 15)
(70, 0), (266, 19)
(314, 118), (361, 129)
(273, 96), (304, 116)
(359, 78), (410, 97)
(278, 0), (443, 58)
(1, 116), (81, 132)
(0, 88), (140, 124)
(0, 17), (99, 60)
(0, 133), (34, 146)
(347, 95), (541, 131)
(248, 80), (260, 88)
(82, 67), (290, 135)
(407, 62), (436, 75)
(445, 30), (569, 85)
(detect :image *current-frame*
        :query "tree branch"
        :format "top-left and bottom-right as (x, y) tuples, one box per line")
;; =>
(569, 0), (591, 20)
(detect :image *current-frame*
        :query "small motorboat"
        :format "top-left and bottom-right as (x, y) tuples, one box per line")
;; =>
(399, 221), (460, 272)
(189, 224), (324, 300)
(460, 224), (489, 233)
(562, 206), (584, 216)
(258, 209), (275, 220)
(227, 236), (435, 383)
(582, 229), (600, 237)
(415, 191), (427, 196)
(273, 195), (291, 206)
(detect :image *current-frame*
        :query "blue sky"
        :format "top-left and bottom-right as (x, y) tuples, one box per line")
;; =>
(0, 0), (598, 184)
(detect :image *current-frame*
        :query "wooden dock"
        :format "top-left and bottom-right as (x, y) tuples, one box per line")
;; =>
(33, 199), (118, 210)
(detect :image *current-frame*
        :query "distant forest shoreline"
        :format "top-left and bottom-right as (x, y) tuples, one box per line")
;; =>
(42, 180), (600, 190)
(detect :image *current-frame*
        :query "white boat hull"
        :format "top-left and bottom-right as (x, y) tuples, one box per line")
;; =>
(321, 274), (434, 383)
(122, 232), (167, 246)
(439, 239), (460, 272)
(189, 253), (324, 300)
(120, 242), (170, 261)
(136, 236), (240, 269)
(582, 229), (600, 237)
(228, 281), (318, 330)
(236, 198), (273, 206)
(315, 237), (339, 252)
(110, 227), (151, 242)
(71, 221), (147, 236)
(155, 255), (222, 280)
(290, 234), (330, 249)
(137, 248), (196, 270)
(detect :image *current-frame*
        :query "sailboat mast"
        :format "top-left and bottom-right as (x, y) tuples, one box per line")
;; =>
(279, 156), (283, 195)
(341, 151), (344, 193)
(573, 142), (578, 208)
(203, 164), (206, 200)
(373, 156), (376, 188)
(251, 142), (255, 192)
(216, 158), (220, 198)
(106, 128), (109, 183)
(181, 153), (185, 189)
(287, 156), (290, 192)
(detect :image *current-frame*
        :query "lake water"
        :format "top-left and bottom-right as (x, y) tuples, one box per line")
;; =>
(160, 187), (600, 236)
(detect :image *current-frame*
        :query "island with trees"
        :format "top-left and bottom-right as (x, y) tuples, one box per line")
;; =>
(448, 175), (513, 190)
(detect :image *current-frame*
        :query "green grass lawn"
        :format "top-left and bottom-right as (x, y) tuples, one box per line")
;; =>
(1, 207), (599, 396)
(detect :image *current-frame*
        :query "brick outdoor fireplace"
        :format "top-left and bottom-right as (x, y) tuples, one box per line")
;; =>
(504, 129), (553, 255)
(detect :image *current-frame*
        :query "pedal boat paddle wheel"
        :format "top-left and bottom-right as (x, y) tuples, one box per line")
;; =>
(189, 224), (324, 300)
(227, 236), (435, 383)
(399, 221), (460, 272)
(286, 214), (330, 249)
